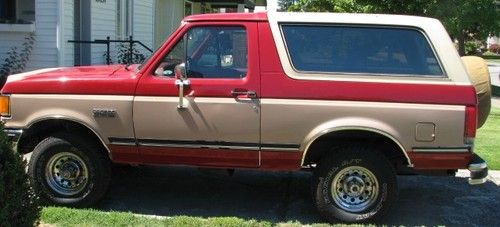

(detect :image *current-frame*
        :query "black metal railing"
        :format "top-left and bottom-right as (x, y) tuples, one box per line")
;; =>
(68, 36), (153, 65)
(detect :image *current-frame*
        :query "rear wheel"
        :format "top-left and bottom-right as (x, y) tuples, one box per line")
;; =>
(312, 146), (397, 223)
(28, 132), (111, 207)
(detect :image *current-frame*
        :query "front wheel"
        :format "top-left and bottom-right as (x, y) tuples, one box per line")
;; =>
(312, 146), (397, 223)
(28, 132), (111, 207)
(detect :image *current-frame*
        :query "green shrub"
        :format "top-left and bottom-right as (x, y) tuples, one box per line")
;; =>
(0, 124), (40, 226)
(116, 42), (146, 65)
(465, 41), (481, 56)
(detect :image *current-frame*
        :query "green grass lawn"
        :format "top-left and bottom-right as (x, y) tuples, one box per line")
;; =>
(41, 207), (366, 227)
(474, 107), (500, 170)
(41, 207), (273, 227)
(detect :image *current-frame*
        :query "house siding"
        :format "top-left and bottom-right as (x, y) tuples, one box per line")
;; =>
(133, 0), (154, 58)
(28, 0), (59, 70)
(0, 33), (28, 66)
(1, 0), (182, 71)
(154, 0), (184, 49)
(91, 0), (117, 65)
(63, 0), (75, 67)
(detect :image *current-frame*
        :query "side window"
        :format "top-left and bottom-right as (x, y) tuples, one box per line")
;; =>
(281, 25), (444, 77)
(155, 26), (248, 79)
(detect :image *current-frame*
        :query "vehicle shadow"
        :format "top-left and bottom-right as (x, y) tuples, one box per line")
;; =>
(97, 165), (500, 226)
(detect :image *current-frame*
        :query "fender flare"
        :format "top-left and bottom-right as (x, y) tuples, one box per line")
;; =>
(24, 115), (111, 154)
(300, 125), (412, 167)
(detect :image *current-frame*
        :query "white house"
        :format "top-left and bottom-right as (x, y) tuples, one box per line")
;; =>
(0, 0), (265, 71)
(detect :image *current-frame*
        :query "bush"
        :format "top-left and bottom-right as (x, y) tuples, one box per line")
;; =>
(0, 124), (40, 226)
(116, 43), (146, 65)
(489, 44), (500, 54)
(465, 41), (481, 56)
(0, 33), (35, 88)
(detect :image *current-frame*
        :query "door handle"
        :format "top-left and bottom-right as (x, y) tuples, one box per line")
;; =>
(231, 89), (257, 98)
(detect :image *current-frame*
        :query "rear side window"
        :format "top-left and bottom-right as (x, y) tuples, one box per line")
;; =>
(281, 25), (444, 77)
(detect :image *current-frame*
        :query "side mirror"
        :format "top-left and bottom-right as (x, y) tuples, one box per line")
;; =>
(174, 63), (189, 109)
(174, 63), (187, 80)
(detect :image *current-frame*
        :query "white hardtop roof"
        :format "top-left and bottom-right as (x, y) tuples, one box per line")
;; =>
(269, 11), (442, 28)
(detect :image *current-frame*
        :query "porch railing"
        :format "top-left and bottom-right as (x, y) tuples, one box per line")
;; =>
(68, 36), (153, 65)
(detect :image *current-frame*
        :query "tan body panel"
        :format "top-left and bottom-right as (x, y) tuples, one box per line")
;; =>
(133, 96), (260, 144)
(4, 94), (467, 168)
(261, 99), (466, 165)
(5, 94), (135, 148)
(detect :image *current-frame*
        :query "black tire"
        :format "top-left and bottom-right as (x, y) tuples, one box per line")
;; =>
(28, 132), (111, 207)
(312, 146), (397, 223)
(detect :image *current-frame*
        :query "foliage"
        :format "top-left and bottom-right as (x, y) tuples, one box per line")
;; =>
(464, 41), (481, 56)
(429, 0), (500, 56)
(0, 33), (35, 86)
(0, 124), (41, 226)
(355, 0), (436, 16)
(116, 43), (146, 65)
(287, 0), (369, 12)
(278, 0), (296, 11)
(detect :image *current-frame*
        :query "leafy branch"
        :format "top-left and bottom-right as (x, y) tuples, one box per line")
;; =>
(0, 33), (36, 80)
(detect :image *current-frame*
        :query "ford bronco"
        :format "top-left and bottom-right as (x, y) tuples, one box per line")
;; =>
(0, 12), (491, 223)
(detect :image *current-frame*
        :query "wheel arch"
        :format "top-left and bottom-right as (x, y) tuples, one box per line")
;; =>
(301, 126), (412, 168)
(17, 116), (110, 157)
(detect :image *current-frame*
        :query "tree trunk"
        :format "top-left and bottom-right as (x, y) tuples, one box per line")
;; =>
(458, 32), (466, 56)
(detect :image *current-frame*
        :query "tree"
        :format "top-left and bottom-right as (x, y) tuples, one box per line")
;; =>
(429, 0), (500, 56)
(286, 0), (369, 13)
(278, 0), (296, 11)
(355, 0), (436, 16)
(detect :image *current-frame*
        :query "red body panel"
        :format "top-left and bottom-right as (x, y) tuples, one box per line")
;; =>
(109, 144), (302, 170)
(407, 152), (473, 170)
(1, 65), (140, 95)
(109, 145), (141, 165)
(135, 21), (261, 97)
(140, 147), (259, 168)
(257, 22), (477, 106)
(260, 151), (302, 171)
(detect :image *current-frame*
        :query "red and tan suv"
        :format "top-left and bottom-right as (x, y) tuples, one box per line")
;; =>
(0, 12), (491, 223)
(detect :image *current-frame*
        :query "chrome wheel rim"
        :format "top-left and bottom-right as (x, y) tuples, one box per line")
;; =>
(45, 152), (88, 196)
(331, 166), (379, 212)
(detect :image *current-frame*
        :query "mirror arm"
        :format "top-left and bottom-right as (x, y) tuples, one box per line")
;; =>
(174, 63), (189, 109)
(175, 79), (190, 109)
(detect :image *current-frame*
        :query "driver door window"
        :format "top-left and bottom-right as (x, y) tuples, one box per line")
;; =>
(155, 26), (248, 79)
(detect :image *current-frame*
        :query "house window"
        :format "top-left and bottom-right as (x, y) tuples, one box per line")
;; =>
(0, 0), (15, 22)
(0, 0), (35, 23)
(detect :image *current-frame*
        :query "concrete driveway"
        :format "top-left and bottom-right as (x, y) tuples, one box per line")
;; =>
(97, 166), (500, 226)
